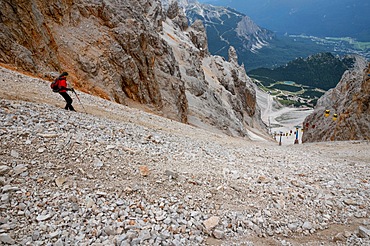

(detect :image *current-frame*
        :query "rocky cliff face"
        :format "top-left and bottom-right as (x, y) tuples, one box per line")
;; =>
(161, 7), (266, 137)
(302, 56), (370, 142)
(181, 1), (275, 61)
(0, 0), (187, 122)
(0, 0), (266, 138)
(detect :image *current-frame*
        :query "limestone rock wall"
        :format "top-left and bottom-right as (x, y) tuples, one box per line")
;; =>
(302, 56), (370, 142)
(0, 0), (266, 137)
(161, 14), (266, 137)
(0, 0), (187, 122)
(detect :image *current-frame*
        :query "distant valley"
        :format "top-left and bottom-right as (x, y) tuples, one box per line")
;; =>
(181, 0), (369, 109)
(249, 52), (355, 107)
(199, 0), (370, 41)
(249, 53), (355, 90)
(246, 34), (370, 71)
(182, 1), (370, 71)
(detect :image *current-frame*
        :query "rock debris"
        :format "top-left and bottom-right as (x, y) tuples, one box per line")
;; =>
(0, 67), (369, 245)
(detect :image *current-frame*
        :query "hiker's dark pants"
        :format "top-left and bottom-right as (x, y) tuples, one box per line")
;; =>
(59, 92), (75, 111)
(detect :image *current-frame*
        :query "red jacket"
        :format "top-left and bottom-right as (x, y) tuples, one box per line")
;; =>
(58, 77), (68, 93)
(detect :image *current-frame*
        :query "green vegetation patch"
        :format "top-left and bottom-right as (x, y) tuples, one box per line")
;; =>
(354, 42), (370, 51)
(301, 90), (325, 98)
(248, 52), (353, 90)
(270, 83), (302, 92)
(277, 99), (303, 107)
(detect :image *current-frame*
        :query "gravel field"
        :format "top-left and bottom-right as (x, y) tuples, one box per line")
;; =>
(0, 66), (369, 245)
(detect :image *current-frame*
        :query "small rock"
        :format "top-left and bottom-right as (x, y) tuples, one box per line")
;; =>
(10, 150), (19, 158)
(203, 216), (220, 231)
(333, 232), (345, 242)
(344, 231), (352, 238)
(104, 226), (116, 236)
(69, 196), (78, 203)
(36, 214), (52, 221)
(139, 230), (151, 241)
(0, 233), (15, 244)
(116, 199), (125, 206)
(160, 230), (171, 239)
(37, 133), (59, 138)
(358, 226), (370, 238)
(60, 212), (69, 218)
(165, 170), (178, 180)
(124, 187), (133, 194)
(302, 221), (312, 230)
(0, 224), (10, 231)
(37, 147), (46, 153)
(257, 176), (268, 183)
(1, 194), (10, 203)
(230, 170), (240, 180)
(75, 233), (85, 241)
(0, 166), (11, 175)
(54, 239), (64, 246)
(78, 168), (85, 175)
(343, 199), (358, 206)
(32, 230), (40, 241)
(2, 185), (19, 192)
(106, 145), (116, 150)
(49, 231), (60, 239)
(15, 165), (28, 175)
(156, 214), (166, 221)
(163, 217), (172, 225)
(139, 166), (150, 177)
(116, 234), (128, 245)
(131, 238), (141, 245)
(291, 180), (305, 188)
(94, 158), (104, 168)
(55, 177), (66, 187)
(86, 197), (95, 208)
(71, 203), (79, 212)
(213, 229), (224, 239)
(96, 191), (107, 197)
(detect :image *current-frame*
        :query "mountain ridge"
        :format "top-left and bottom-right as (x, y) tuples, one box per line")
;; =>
(0, 0), (267, 138)
(186, 0), (370, 70)
(179, 1), (275, 68)
(199, 0), (370, 41)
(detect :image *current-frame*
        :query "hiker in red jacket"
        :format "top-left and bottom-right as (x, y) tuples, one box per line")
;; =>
(57, 72), (75, 111)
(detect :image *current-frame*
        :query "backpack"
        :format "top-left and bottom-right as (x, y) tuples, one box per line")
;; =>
(50, 77), (61, 92)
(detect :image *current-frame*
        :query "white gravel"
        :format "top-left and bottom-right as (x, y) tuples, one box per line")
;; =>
(0, 66), (369, 245)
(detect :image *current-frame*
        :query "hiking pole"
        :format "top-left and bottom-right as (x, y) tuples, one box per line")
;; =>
(72, 89), (87, 114)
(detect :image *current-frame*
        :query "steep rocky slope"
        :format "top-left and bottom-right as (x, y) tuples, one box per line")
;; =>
(1, 66), (370, 245)
(302, 56), (370, 142)
(0, 0), (266, 138)
(0, 0), (186, 121)
(161, 12), (266, 137)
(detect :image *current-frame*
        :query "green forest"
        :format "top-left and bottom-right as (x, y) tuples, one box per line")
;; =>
(248, 53), (355, 90)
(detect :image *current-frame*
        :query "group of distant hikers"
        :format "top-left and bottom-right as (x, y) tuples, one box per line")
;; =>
(51, 72), (76, 111)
